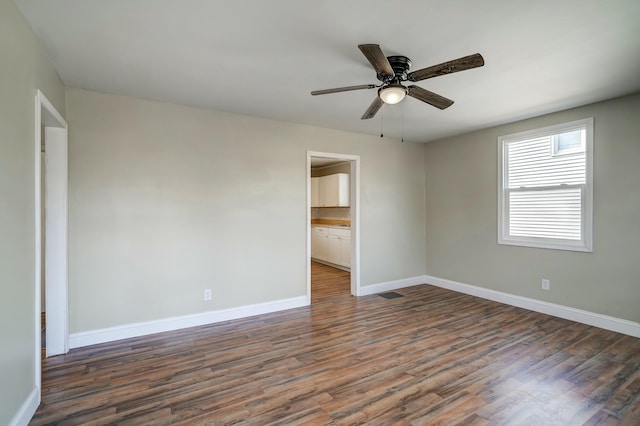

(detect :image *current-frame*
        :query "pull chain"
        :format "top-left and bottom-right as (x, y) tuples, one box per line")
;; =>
(401, 104), (404, 143)
(380, 108), (384, 138)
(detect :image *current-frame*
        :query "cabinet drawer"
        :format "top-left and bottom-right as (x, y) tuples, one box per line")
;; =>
(328, 228), (350, 238)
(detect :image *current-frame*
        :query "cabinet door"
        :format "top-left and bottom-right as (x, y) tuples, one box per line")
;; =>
(339, 236), (351, 267)
(311, 177), (319, 207)
(318, 173), (349, 207)
(336, 173), (350, 207)
(320, 174), (338, 207)
(327, 235), (341, 264)
(312, 227), (328, 261)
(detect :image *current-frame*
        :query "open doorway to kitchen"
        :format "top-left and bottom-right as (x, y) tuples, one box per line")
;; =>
(307, 151), (360, 304)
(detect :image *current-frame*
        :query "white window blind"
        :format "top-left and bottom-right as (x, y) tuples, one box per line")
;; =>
(498, 118), (593, 252)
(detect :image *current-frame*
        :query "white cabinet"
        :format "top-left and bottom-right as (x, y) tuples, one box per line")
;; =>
(321, 173), (349, 207)
(339, 234), (351, 267)
(311, 173), (349, 207)
(333, 228), (351, 267)
(311, 226), (328, 260)
(327, 235), (341, 265)
(311, 226), (351, 268)
(311, 177), (320, 207)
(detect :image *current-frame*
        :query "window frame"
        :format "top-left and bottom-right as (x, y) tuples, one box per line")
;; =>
(497, 117), (594, 252)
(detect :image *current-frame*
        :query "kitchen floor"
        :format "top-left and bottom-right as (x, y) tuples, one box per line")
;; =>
(311, 261), (350, 304)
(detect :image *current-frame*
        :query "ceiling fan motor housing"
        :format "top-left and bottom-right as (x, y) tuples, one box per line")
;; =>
(377, 55), (412, 83)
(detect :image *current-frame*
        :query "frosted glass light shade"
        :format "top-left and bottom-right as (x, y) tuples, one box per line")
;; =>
(379, 85), (407, 104)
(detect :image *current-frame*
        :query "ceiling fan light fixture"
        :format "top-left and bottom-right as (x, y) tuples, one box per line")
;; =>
(379, 84), (407, 105)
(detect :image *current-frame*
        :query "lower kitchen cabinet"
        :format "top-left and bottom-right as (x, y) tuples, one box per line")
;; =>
(339, 235), (351, 267)
(311, 226), (328, 260)
(327, 234), (341, 265)
(311, 226), (351, 268)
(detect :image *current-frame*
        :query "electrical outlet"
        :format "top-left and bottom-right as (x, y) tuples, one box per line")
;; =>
(541, 279), (550, 291)
(203, 289), (212, 301)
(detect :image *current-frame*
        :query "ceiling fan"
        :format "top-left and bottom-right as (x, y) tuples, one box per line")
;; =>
(311, 44), (484, 119)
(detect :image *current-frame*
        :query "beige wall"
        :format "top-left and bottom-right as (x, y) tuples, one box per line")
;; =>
(0, 0), (65, 422)
(66, 88), (426, 333)
(424, 93), (640, 323)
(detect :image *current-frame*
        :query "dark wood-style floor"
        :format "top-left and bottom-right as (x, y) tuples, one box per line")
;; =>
(32, 262), (640, 425)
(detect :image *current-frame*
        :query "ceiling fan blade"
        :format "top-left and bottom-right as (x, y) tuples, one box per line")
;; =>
(358, 44), (394, 77)
(361, 96), (383, 120)
(407, 53), (484, 82)
(407, 85), (454, 110)
(311, 84), (376, 96)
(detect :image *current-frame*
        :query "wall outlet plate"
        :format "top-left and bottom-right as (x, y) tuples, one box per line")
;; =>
(541, 279), (550, 291)
(204, 289), (212, 301)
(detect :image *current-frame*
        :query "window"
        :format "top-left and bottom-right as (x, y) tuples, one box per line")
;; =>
(498, 118), (593, 252)
(552, 128), (585, 156)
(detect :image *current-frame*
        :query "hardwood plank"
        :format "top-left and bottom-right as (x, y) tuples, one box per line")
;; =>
(31, 264), (640, 425)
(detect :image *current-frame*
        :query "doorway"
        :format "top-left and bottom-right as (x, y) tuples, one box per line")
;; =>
(34, 90), (69, 390)
(307, 151), (360, 304)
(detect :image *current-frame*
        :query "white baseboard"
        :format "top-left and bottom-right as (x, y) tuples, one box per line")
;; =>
(311, 258), (350, 272)
(10, 387), (39, 426)
(424, 274), (640, 338)
(69, 296), (308, 349)
(359, 275), (427, 296)
(67, 275), (640, 348)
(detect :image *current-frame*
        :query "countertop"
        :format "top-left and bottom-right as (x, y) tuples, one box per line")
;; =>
(311, 219), (351, 229)
(312, 224), (351, 229)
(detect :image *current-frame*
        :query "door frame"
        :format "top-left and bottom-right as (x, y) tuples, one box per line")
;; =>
(307, 151), (361, 303)
(34, 90), (69, 390)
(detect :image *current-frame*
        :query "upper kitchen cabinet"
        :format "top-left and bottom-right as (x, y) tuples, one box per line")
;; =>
(312, 173), (349, 207)
(311, 177), (320, 207)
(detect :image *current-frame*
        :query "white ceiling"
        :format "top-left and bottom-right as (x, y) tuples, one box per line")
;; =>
(310, 158), (348, 169)
(13, 0), (640, 143)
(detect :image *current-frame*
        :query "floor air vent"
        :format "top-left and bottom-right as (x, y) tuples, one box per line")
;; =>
(378, 291), (404, 299)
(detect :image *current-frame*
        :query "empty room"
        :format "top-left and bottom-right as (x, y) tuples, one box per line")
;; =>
(2, 0), (640, 424)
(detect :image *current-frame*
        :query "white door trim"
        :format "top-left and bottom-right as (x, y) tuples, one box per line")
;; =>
(34, 90), (68, 391)
(307, 151), (361, 303)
